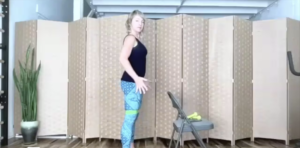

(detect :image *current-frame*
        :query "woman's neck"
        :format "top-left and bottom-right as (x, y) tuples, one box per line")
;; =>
(129, 31), (140, 39)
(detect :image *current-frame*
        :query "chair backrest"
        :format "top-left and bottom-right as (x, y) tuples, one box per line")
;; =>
(167, 91), (188, 119)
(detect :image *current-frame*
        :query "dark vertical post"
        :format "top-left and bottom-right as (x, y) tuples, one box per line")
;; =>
(1, 0), (9, 146)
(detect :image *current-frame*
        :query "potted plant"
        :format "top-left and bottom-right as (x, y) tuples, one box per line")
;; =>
(13, 44), (41, 145)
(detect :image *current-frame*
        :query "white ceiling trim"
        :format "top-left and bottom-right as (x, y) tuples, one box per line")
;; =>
(91, 0), (272, 7)
(88, 0), (276, 19)
(96, 6), (259, 14)
(101, 13), (252, 19)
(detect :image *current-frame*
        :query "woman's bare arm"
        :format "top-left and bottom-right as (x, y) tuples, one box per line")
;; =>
(119, 35), (139, 81)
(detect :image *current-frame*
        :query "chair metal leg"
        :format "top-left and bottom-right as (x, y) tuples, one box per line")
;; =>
(169, 128), (175, 148)
(180, 136), (184, 147)
(169, 113), (181, 148)
(175, 123), (185, 148)
(191, 131), (206, 148)
(175, 132), (182, 148)
(190, 126), (206, 148)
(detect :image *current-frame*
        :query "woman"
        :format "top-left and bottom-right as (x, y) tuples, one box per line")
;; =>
(119, 10), (149, 148)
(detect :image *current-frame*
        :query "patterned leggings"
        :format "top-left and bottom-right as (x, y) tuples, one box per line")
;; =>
(120, 81), (143, 148)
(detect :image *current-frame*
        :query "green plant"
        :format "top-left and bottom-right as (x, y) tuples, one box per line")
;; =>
(13, 45), (41, 122)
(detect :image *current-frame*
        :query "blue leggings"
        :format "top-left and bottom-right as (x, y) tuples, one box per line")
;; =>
(120, 81), (143, 148)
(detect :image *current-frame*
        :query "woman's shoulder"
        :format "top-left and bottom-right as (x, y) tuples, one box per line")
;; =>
(123, 34), (136, 42)
(123, 35), (137, 47)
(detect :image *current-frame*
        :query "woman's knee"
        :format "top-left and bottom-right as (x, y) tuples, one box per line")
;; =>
(124, 110), (139, 122)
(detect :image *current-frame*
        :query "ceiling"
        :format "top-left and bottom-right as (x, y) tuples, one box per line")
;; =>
(86, 0), (277, 20)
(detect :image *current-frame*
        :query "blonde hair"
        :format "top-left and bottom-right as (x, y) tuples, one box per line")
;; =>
(126, 10), (146, 36)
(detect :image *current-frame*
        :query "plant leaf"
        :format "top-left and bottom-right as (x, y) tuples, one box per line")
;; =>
(14, 44), (41, 121)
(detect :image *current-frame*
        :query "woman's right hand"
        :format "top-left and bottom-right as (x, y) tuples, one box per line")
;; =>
(134, 77), (148, 94)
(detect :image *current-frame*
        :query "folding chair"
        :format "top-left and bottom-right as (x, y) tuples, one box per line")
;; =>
(167, 91), (214, 148)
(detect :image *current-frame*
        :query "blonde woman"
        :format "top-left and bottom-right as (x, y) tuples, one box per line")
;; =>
(119, 10), (148, 148)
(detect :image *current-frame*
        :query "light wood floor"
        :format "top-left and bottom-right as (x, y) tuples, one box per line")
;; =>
(3, 137), (299, 148)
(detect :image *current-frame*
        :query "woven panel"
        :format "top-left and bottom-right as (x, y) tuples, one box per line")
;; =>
(68, 18), (87, 139)
(85, 18), (100, 139)
(253, 19), (287, 140)
(233, 17), (253, 140)
(135, 18), (156, 139)
(182, 14), (209, 140)
(36, 20), (68, 136)
(99, 15), (128, 139)
(286, 18), (300, 140)
(156, 15), (182, 139)
(99, 15), (128, 80)
(14, 20), (37, 135)
(208, 16), (234, 141)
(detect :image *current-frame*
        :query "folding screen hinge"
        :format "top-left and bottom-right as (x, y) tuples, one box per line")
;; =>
(182, 25), (183, 28)
(181, 78), (184, 82)
(251, 80), (253, 83)
(232, 79), (234, 83)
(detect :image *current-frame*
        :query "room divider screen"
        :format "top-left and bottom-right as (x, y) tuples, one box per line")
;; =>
(98, 15), (127, 140)
(155, 14), (183, 140)
(208, 16), (253, 145)
(13, 15), (250, 144)
(14, 14), (300, 146)
(253, 18), (300, 145)
(14, 20), (38, 136)
(68, 18), (100, 143)
(67, 18), (86, 140)
(14, 20), (68, 136)
(182, 14), (209, 141)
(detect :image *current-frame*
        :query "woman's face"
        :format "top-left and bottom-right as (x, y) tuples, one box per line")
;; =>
(131, 15), (144, 33)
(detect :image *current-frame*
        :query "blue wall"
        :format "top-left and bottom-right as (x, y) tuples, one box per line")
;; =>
(251, 0), (300, 21)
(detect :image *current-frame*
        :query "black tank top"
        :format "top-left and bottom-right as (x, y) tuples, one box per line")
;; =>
(121, 35), (148, 82)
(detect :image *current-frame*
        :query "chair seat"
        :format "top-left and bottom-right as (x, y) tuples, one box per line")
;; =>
(173, 118), (214, 132)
